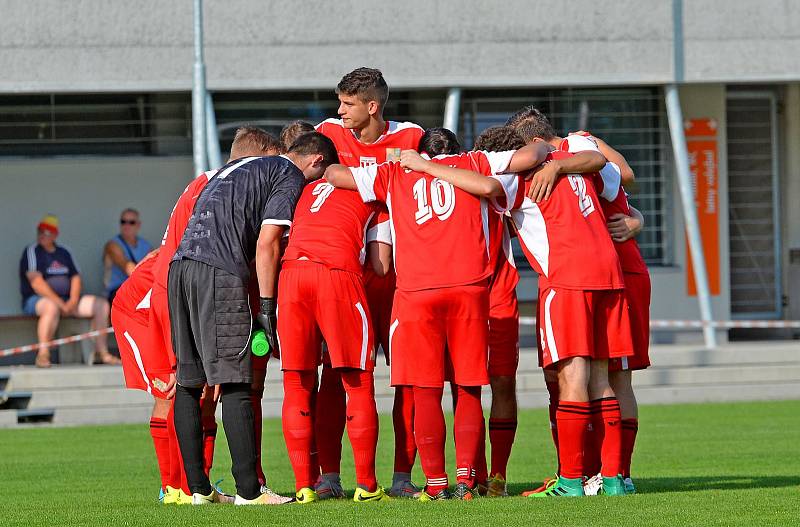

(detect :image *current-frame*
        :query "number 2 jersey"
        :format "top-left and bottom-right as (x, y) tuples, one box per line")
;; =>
(492, 150), (625, 291)
(350, 151), (517, 292)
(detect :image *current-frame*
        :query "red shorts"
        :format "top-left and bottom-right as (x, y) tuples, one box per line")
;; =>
(610, 272), (651, 371)
(364, 267), (396, 365)
(149, 284), (176, 371)
(536, 287), (633, 369)
(390, 283), (489, 388)
(112, 277), (172, 399)
(278, 260), (375, 371)
(488, 267), (519, 377)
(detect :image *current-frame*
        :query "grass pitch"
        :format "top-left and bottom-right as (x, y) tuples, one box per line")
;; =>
(1, 400), (798, 526)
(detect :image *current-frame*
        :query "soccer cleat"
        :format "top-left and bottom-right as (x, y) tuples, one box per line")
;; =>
(583, 473), (603, 496)
(387, 478), (422, 498)
(175, 489), (192, 505)
(418, 488), (451, 501)
(162, 486), (178, 505)
(294, 487), (319, 504)
(234, 488), (293, 505)
(623, 477), (636, 494)
(314, 474), (346, 500)
(600, 475), (627, 496)
(521, 475), (557, 497)
(353, 486), (390, 503)
(452, 482), (478, 500)
(191, 488), (235, 505)
(527, 476), (584, 497)
(158, 488), (165, 504)
(486, 474), (508, 497)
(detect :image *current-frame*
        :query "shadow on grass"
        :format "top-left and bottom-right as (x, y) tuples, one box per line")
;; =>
(506, 476), (800, 496)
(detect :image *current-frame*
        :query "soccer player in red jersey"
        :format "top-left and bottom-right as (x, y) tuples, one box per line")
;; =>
(315, 67), (424, 498)
(112, 128), (281, 504)
(278, 157), (396, 503)
(325, 128), (549, 500)
(401, 126), (634, 497)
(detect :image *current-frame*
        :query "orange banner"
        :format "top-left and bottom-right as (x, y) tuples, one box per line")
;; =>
(685, 118), (720, 296)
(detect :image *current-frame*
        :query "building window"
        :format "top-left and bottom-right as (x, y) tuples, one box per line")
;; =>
(459, 87), (671, 267)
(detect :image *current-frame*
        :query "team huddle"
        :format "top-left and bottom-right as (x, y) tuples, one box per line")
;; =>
(110, 67), (651, 505)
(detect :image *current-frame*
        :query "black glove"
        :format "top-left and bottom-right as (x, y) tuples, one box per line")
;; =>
(255, 297), (279, 354)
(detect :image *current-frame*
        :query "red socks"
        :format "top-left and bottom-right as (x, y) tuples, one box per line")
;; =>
(413, 386), (448, 494)
(341, 369), (379, 491)
(621, 418), (639, 478)
(200, 408), (217, 477)
(591, 397), (623, 477)
(315, 365), (346, 475)
(555, 401), (590, 479)
(474, 421), (488, 485)
(453, 385), (482, 487)
(392, 386), (417, 474)
(282, 370), (317, 490)
(149, 417), (170, 490)
(250, 386), (265, 485)
(488, 418), (517, 479)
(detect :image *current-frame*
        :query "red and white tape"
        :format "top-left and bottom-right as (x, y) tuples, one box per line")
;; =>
(0, 327), (115, 357)
(519, 317), (800, 329)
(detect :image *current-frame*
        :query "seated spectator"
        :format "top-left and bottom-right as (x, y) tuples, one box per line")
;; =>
(19, 214), (121, 368)
(103, 208), (153, 302)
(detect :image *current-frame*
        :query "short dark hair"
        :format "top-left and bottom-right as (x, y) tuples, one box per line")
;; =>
(230, 126), (282, 159)
(473, 126), (525, 151)
(279, 120), (315, 153)
(288, 131), (339, 167)
(418, 127), (461, 156)
(505, 106), (557, 143)
(120, 208), (140, 219)
(336, 67), (389, 108)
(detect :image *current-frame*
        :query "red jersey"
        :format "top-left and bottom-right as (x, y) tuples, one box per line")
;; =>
(112, 251), (156, 324)
(351, 150), (516, 292)
(283, 178), (380, 275)
(560, 133), (649, 275)
(151, 169), (217, 289)
(493, 150), (624, 290)
(316, 119), (424, 168)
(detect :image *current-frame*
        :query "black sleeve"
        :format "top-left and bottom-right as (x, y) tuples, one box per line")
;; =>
(260, 168), (304, 230)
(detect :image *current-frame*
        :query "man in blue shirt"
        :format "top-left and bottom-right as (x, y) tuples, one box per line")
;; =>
(103, 208), (153, 302)
(19, 214), (121, 368)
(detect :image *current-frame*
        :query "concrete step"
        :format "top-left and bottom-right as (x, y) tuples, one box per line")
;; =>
(3, 366), (125, 391)
(0, 391), (32, 410)
(52, 404), (152, 426)
(0, 371), (9, 391)
(17, 408), (55, 424)
(29, 387), (152, 409)
(0, 409), (17, 427)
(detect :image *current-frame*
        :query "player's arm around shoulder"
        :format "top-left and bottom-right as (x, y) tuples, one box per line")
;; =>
(399, 150), (503, 199)
(323, 164), (357, 190)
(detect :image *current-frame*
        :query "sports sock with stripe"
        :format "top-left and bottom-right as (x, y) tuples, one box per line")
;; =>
(341, 369), (379, 492)
(583, 405), (602, 477)
(489, 417), (517, 479)
(315, 365), (346, 475)
(149, 416), (171, 491)
(454, 385), (482, 487)
(621, 418), (639, 478)
(555, 400), (590, 480)
(282, 370), (317, 491)
(593, 397), (623, 477)
(474, 419), (488, 484)
(413, 386), (448, 494)
(392, 385), (417, 474)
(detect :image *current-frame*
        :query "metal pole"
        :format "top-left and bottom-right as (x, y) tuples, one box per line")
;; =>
(205, 92), (222, 169)
(443, 88), (462, 134)
(665, 84), (717, 348)
(192, 0), (208, 176)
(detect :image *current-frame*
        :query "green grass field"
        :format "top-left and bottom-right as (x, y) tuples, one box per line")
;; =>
(1, 400), (798, 526)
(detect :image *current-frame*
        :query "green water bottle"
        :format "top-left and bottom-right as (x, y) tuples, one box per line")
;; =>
(251, 329), (271, 357)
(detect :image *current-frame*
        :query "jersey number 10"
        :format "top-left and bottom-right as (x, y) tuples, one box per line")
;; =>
(413, 177), (456, 224)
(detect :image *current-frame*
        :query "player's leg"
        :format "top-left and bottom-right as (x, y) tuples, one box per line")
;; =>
(314, 364), (346, 498)
(283, 369), (318, 500)
(250, 361), (267, 487)
(390, 385), (419, 497)
(149, 397), (172, 501)
(609, 368), (637, 490)
(33, 297), (60, 367)
(76, 294), (120, 364)
(446, 284), (490, 500)
(199, 385), (218, 477)
(340, 369), (384, 500)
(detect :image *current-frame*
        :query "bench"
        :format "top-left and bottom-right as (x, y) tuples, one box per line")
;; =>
(0, 314), (97, 366)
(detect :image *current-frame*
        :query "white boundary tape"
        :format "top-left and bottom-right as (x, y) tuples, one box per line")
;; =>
(0, 327), (115, 357)
(519, 316), (800, 329)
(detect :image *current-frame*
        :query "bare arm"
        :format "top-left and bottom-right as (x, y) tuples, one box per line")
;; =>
(26, 272), (66, 309)
(399, 151), (504, 199)
(64, 275), (82, 315)
(104, 241), (136, 276)
(255, 224), (285, 298)
(324, 164), (358, 190)
(607, 205), (644, 242)
(506, 141), (551, 173)
(368, 242), (392, 277)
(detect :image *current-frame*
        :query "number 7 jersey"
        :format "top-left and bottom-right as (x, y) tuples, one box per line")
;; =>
(350, 150), (516, 292)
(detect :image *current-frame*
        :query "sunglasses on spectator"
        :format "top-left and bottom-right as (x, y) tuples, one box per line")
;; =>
(120, 219), (139, 225)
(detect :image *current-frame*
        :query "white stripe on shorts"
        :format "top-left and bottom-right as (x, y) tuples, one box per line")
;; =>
(124, 330), (152, 394)
(355, 301), (369, 369)
(544, 289), (559, 363)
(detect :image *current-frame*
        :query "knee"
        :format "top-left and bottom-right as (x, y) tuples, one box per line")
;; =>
(37, 298), (60, 320)
(95, 296), (110, 317)
(152, 397), (171, 419)
(490, 375), (516, 397)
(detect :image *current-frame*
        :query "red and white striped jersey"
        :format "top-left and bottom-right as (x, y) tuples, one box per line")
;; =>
(492, 150), (625, 290)
(350, 151), (516, 292)
(316, 119), (424, 168)
(560, 133), (649, 275)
